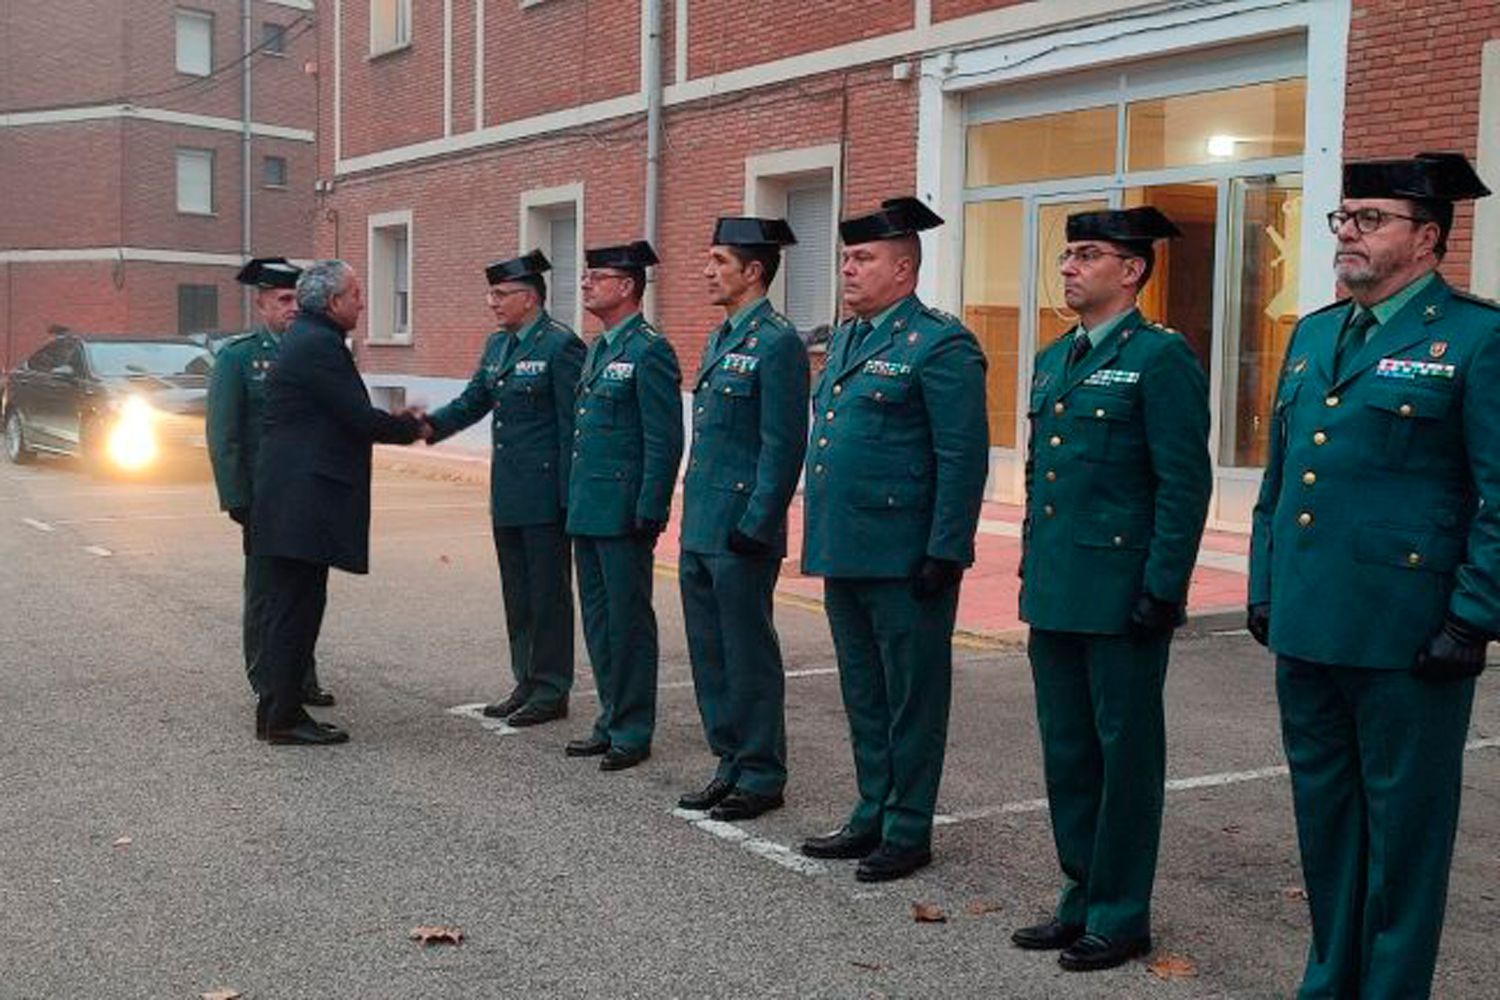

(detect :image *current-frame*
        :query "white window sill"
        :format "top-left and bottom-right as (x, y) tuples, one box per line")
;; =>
(367, 41), (412, 62)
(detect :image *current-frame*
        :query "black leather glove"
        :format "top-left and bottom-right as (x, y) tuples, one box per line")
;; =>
(1413, 615), (1490, 680)
(228, 507), (249, 526)
(1246, 602), (1270, 647)
(727, 528), (772, 557)
(631, 517), (665, 540)
(913, 557), (964, 600)
(1128, 593), (1180, 640)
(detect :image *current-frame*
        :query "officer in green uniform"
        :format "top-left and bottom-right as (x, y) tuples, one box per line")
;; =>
(565, 240), (684, 772)
(1012, 207), (1212, 972)
(798, 198), (989, 882)
(207, 257), (334, 709)
(1248, 152), (1498, 1000)
(423, 250), (586, 727)
(677, 217), (809, 820)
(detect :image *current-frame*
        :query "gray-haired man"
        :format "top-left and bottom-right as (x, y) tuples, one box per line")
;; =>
(250, 260), (425, 745)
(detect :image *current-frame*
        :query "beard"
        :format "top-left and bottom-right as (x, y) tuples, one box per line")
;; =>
(1333, 252), (1380, 290)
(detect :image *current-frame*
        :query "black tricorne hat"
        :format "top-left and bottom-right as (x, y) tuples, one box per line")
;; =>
(838, 197), (944, 244)
(236, 257), (302, 290)
(1343, 152), (1491, 202)
(1065, 206), (1182, 245)
(485, 249), (551, 285)
(712, 217), (797, 247)
(584, 240), (660, 269)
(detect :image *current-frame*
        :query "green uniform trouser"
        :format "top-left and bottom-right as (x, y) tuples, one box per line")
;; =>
(574, 534), (658, 752)
(680, 550), (787, 794)
(1028, 629), (1170, 940)
(1276, 656), (1476, 1000)
(824, 578), (958, 850)
(494, 523), (574, 710)
(242, 525), (319, 697)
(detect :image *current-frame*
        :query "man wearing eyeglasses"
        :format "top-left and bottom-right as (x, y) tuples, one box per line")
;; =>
(1013, 207), (1211, 973)
(1248, 152), (1498, 998)
(564, 241), (683, 772)
(422, 251), (586, 727)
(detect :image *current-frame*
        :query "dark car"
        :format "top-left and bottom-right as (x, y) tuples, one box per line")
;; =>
(2, 334), (215, 475)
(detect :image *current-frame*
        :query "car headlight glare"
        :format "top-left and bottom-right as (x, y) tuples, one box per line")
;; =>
(106, 397), (159, 470)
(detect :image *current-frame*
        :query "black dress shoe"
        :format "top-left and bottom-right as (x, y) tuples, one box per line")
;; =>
(507, 700), (568, 727)
(564, 735), (610, 757)
(855, 843), (932, 882)
(800, 826), (881, 859)
(267, 720), (350, 745)
(302, 686), (336, 707)
(599, 745), (650, 771)
(678, 777), (734, 811)
(482, 690), (527, 719)
(1011, 919), (1085, 951)
(1058, 933), (1152, 972)
(710, 789), (784, 821)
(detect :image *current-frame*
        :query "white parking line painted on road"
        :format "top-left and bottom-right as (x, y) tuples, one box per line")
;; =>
(82, 545), (112, 557)
(22, 517), (53, 532)
(672, 808), (829, 877)
(934, 738), (1500, 827)
(445, 703), (520, 735)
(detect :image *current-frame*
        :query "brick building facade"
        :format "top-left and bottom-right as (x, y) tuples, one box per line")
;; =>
(0, 0), (319, 369)
(317, 0), (1498, 528)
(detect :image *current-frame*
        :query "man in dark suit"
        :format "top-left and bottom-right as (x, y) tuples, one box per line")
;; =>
(250, 259), (424, 745)
(423, 250), (586, 726)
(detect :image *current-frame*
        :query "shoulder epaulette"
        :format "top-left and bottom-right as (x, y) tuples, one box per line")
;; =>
(919, 304), (962, 326)
(224, 331), (259, 347)
(1305, 297), (1353, 318)
(1451, 288), (1500, 311)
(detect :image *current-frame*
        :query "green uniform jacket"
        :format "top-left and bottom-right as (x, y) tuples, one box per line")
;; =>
(206, 327), (280, 513)
(801, 294), (989, 578)
(681, 299), (810, 557)
(426, 313), (586, 527)
(1020, 310), (1212, 634)
(565, 313), (684, 538)
(1249, 275), (1500, 668)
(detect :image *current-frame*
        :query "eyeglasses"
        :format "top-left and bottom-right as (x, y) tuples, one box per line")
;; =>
(580, 269), (630, 285)
(486, 287), (532, 300)
(1056, 247), (1135, 267)
(1326, 208), (1426, 235)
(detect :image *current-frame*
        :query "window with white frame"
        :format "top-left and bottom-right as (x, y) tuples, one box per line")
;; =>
(175, 9), (213, 76)
(519, 184), (584, 331)
(370, 0), (412, 55)
(176, 148), (214, 215)
(368, 212), (413, 343)
(744, 146), (841, 347)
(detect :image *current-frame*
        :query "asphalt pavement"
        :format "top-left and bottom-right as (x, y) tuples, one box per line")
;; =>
(1, 455), (1496, 999)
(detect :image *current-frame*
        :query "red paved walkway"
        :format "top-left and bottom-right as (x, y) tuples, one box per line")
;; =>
(379, 446), (1249, 640)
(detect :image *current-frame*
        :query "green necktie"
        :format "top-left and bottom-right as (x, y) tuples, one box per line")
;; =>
(497, 333), (516, 369)
(849, 318), (874, 352)
(1068, 332), (1091, 370)
(1335, 309), (1377, 380)
(712, 320), (732, 355)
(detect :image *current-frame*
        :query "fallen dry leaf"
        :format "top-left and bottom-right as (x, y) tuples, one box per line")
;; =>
(910, 901), (947, 924)
(850, 960), (886, 972)
(410, 925), (464, 946)
(438, 554), (451, 564)
(965, 900), (1003, 916)
(201, 990), (241, 1000)
(1147, 954), (1197, 980)
(112, 837), (132, 848)
(1282, 886), (1309, 900)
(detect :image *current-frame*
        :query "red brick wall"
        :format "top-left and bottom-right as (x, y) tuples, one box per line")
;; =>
(0, 261), (245, 369)
(339, 0), (448, 158)
(687, 0), (911, 78)
(0, 124), (126, 248)
(482, 0), (642, 126)
(931, 0), (1032, 23)
(320, 64), (917, 380)
(1344, 1), (1500, 286)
